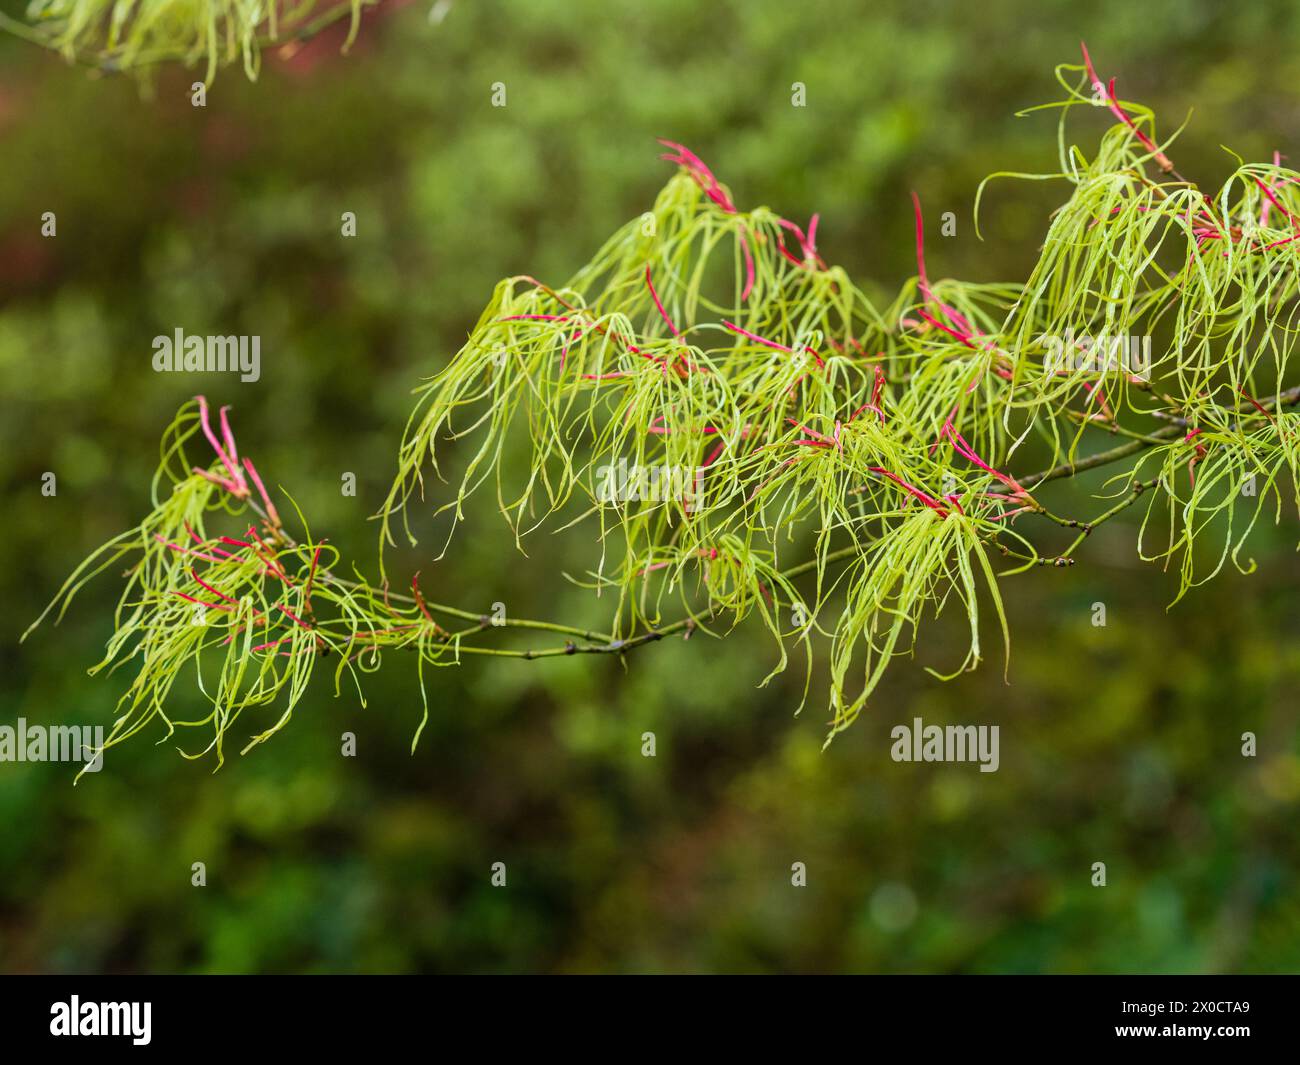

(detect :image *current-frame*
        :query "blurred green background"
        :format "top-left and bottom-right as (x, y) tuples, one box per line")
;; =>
(2, 0), (1299, 973)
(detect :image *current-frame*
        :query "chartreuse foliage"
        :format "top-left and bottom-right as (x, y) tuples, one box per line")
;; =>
(0, 0), (374, 83)
(26, 51), (1300, 770)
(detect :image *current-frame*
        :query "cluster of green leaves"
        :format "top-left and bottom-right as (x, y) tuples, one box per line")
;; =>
(28, 57), (1300, 764)
(22, 401), (604, 774)
(26, 404), (369, 771)
(381, 61), (1300, 734)
(4, 0), (371, 82)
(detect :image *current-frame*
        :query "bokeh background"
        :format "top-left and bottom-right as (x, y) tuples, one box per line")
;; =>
(2, 0), (1299, 973)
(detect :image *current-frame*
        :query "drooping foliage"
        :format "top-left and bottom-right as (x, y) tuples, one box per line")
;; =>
(2, 0), (373, 83)
(27, 48), (1300, 772)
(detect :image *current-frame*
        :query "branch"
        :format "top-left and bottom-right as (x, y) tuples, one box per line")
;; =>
(1022, 384), (1300, 486)
(239, 494), (615, 647)
(477, 384), (1300, 661)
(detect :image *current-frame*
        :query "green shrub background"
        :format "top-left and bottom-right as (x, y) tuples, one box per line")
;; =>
(1, 0), (1298, 972)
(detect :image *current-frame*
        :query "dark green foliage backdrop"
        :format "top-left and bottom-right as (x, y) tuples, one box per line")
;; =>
(1, 0), (1298, 972)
